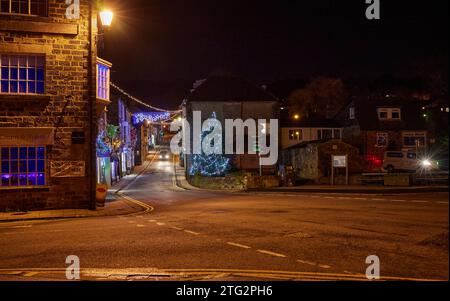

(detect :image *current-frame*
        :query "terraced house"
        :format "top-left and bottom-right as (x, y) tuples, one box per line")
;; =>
(0, 0), (111, 211)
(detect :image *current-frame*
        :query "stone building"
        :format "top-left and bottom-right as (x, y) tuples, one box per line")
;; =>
(0, 1), (108, 211)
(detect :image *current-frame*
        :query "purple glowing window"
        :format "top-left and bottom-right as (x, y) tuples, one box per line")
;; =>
(0, 146), (46, 187)
(0, 55), (45, 95)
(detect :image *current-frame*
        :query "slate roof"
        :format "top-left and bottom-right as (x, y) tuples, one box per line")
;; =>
(184, 76), (279, 103)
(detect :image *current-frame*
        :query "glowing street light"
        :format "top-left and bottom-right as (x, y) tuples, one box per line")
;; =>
(99, 10), (114, 27)
(293, 114), (300, 120)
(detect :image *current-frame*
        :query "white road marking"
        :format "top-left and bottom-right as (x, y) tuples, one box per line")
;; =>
(391, 200), (407, 202)
(318, 264), (331, 269)
(352, 197), (367, 200)
(13, 225), (32, 228)
(148, 220), (157, 222)
(156, 222), (166, 226)
(257, 249), (287, 258)
(436, 201), (449, 204)
(136, 224), (145, 228)
(411, 200), (428, 203)
(297, 259), (316, 266)
(171, 226), (183, 231)
(372, 198), (385, 201)
(324, 196), (335, 199)
(184, 230), (200, 236)
(227, 242), (252, 249)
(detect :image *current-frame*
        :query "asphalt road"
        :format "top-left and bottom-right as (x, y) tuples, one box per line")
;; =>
(0, 151), (448, 281)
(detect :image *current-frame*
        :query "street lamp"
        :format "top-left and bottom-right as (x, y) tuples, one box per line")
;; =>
(99, 10), (114, 27)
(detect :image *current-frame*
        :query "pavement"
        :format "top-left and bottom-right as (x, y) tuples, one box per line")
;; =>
(0, 147), (448, 281)
(0, 153), (157, 223)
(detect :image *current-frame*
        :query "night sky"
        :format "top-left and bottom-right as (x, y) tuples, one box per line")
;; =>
(103, 0), (449, 109)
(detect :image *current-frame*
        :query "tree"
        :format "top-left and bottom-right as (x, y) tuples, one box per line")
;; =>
(287, 77), (348, 119)
(188, 112), (231, 177)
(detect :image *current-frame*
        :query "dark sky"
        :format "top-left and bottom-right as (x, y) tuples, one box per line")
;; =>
(103, 0), (449, 109)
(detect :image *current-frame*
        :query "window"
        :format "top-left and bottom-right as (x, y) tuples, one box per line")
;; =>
(403, 132), (426, 147)
(376, 132), (388, 147)
(289, 129), (302, 141)
(97, 62), (110, 101)
(391, 109), (401, 120)
(0, 54), (45, 94)
(317, 128), (342, 140)
(377, 108), (401, 120)
(386, 152), (403, 158)
(1, 146), (46, 187)
(322, 129), (332, 140)
(349, 107), (355, 119)
(0, 0), (47, 16)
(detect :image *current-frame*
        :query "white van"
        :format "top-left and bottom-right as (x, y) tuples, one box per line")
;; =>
(382, 151), (438, 172)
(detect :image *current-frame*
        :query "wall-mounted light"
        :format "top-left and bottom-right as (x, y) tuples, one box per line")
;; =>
(100, 10), (114, 27)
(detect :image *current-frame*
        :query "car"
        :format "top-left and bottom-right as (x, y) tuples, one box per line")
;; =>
(382, 151), (439, 172)
(158, 150), (171, 160)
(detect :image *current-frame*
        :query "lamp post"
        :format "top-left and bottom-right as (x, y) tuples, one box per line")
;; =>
(98, 9), (114, 53)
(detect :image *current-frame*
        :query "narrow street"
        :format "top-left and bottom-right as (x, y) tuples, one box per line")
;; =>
(0, 150), (448, 281)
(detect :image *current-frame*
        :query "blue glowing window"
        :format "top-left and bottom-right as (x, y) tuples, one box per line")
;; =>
(0, 54), (45, 94)
(0, 146), (46, 187)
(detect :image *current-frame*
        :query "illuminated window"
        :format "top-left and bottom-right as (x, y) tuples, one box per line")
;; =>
(289, 129), (302, 141)
(403, 132), (426, 147)
(377, 108), (401, 120)
(0, 54), (45, 94)
(0, 0), (47, 16)
(1, 146), (46, 187)
(97, 61), (110, 101)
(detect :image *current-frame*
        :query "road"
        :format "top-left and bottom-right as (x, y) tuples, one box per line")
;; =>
(0, 150), (448, 281)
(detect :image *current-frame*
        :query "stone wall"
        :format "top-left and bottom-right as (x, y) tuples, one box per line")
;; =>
(0, 1), (98, 211)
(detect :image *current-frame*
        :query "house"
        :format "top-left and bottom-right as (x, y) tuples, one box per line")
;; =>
(334, 97), (431, 164)
(281, 115), (343, 150)
(0, 1), (106, 211)
(181, 75), (280, 175)
(107, 93), (136, 184)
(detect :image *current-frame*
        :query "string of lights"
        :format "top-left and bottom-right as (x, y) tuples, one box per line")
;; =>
(110, 82), (182, 114)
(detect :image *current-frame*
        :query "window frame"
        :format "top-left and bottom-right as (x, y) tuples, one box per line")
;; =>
(0, 0), (48, 17)
(402, 132), (426, 147)
(96, 60), (111, 101)
(288, 129), (302, 141)
(375, 132), (388, 147)
(349, 107), (355, 119)
(0, 53), (45, 95)
(0, 146), (47, 188)
(377, 108), (402, 121)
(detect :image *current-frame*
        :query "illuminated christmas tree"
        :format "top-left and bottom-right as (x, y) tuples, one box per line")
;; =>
(189, 112), (231, 176)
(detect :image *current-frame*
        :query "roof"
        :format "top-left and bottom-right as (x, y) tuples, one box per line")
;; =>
(184, 76), (279, 103)
(352, 97), (428, 131)
(282, 116), (341, 128)
(284, 139), (349, 151)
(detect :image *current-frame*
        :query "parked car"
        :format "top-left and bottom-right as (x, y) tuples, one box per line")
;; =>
(159, 150), (171, 160)
(382, 151), (439, 172)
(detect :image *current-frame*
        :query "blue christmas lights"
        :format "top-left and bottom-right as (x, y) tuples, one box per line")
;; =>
(189, 112), (231, 176)
(132, 112), (171, 125)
